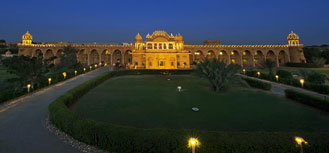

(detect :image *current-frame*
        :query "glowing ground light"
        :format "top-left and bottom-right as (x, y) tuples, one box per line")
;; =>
(242, 69), (246, 74)
(177, 86), (182, 92)
(62, 72), (67, 79)
(275, 75), (279, 81)
(90, 66), (92, 70)
(188, 138), (199, 153)
(257, 71), (260, 77)
(27, 84), (31, 93)
(295, 137), (307, 153)
(48, 78), (52, 85)
(83, 68), (86, 72)
(74, 70), (77, 76)
(300, 79), (304, 88)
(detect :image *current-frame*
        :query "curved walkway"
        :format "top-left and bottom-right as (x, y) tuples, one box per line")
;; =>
(0, 67), (109, 153)
(244, 75), (329, 99)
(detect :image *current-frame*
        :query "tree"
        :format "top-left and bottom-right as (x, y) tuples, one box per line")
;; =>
(54, 46), (82, 72)
(1, 55), (54, 88)
(196, 58), (247, 92)
(298, 69), (326, 84)
(261, 59), (276, 76)
(303, 47), (321, 63)
(320, 49), (329, 64)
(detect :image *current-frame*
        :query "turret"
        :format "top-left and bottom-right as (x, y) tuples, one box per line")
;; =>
(22, 31), (32, 45)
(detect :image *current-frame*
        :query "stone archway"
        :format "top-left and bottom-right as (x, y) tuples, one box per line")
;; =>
(113, 50), (122, 65)
(55, 49), (63, 64)
(34, 49), (43, 58)
(44, 49), (54, 60)
(278, 50), (288, 66)
(90, 50), (99, 65)
(242, 50), (253, 67)
(78, 49), (88, 65)
(194, 50), (204, 64)
(230, 50), (241, 65)
(101, 50), (111, 65)
(266, 50), (276, 63)
(218, 50), (229, 64)
(124, 50), (132, 65)
(254, 50), (265, 67)
(206, 50), (216, 59)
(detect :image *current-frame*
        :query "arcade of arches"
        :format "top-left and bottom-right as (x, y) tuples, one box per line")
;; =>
(18, 30), (306, 69)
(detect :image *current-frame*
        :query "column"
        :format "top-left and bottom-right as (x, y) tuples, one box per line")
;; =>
(276, 56), (279, 67)
(87, 53), (90, 66)
(252, 55), (256, 67)
(99, 53), (102, 64)
(240, 55), (243, 67)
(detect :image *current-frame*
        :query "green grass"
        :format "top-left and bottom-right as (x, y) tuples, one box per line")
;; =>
(71, 75), (329, 132)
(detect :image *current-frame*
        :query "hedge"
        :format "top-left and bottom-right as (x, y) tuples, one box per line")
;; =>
(245, 70), (329, 95)
(48, 70), (329, 153)
(285, 89), (329, 112)
(243, 77), (272, 90)
(286, 62), (321, 68)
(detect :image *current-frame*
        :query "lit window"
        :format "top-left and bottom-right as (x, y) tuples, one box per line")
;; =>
(171, 62), (174, 66)
(169, 44), (173, 49)
(219, 52), (223, 55)
(159, 61), (165, 66)
(164, 43), (167, 49)
(159, 43), (162, 49)
(147, 43), (152, 49)
(149, 62), (152, 66)
(154, 43), (157, 49)
(243, 59), (247, 64)
(231, 59), (236, 63)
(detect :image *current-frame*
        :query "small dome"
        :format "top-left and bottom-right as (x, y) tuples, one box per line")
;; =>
(175, 33), (183, 41)
(22, 31), (32, 40)
(135, 33), (142, 40)
(287, 31), (299, 40)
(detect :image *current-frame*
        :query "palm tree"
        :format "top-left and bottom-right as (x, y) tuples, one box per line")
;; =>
(261, 59), (276, 76)
(196, 58), (247, 92)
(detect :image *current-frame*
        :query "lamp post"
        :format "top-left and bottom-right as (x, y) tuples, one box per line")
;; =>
(275, 75), (279, 82)
(189, 138), (199, 153)
(257, 71), (260, 78)
(300, 79), (304, 88)
(48, 78), (52, 85)
(74, 70), (77, 76)
(27, 84), (31, 93)
(83, 68), (86, 72)
(242, 69), (246, 74)
(62, 72), (67, 79)
(295, 137), (307, 153)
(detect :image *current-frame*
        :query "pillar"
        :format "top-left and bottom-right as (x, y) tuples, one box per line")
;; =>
(276, 56), (279, 67)
(87, 53), (90, 66)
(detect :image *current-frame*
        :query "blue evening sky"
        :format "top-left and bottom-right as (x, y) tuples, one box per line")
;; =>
(1, 0), (329, 45)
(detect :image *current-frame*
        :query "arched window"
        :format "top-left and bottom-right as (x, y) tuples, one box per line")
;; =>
(147, 43), (152, 49)
(154, 43), (157, 49)
(159, 43), (162, 49)
(164, 43), (167, 49)
(169, 43), (173, 49)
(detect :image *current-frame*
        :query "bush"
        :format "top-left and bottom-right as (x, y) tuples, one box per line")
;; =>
(276, 70), (293, 80)
(286, 62), (321, 68)
(243, 77), (272, 90)
(285, 89), (329, 112)
(48, 70), (329, 153)
(306, 71), (326, 84)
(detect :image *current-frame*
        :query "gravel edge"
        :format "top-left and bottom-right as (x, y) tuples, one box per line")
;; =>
(45, 115), (109, 153)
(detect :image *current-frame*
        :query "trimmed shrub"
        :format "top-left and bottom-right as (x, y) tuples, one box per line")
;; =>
(48, 70), (329, 153)
(285, 89), (329, 112)
(243, 77), (271, 90)
(286, 62), (321, 68)
(276, 70), (293, 80)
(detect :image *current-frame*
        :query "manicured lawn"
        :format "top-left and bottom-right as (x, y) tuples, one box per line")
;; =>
(71, 75), (329, 132)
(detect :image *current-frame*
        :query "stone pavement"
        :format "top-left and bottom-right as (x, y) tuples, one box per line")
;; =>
(0, 67), (109, 153)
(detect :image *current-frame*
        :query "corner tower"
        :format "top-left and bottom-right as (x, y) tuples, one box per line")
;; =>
(287, 31), (300, 47)
(22, 31), (32, 45)
(134, 33), (143, 50)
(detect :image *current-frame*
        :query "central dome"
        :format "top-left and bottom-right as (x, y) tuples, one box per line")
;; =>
(287, 31), (299, 40)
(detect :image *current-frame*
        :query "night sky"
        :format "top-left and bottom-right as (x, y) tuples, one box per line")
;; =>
(1, 0), (329, 45)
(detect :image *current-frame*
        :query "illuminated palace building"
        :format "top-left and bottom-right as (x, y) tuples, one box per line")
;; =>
(18, 30), (306, 69)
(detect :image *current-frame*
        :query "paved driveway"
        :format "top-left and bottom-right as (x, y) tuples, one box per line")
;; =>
(0, 67), (109, 153)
